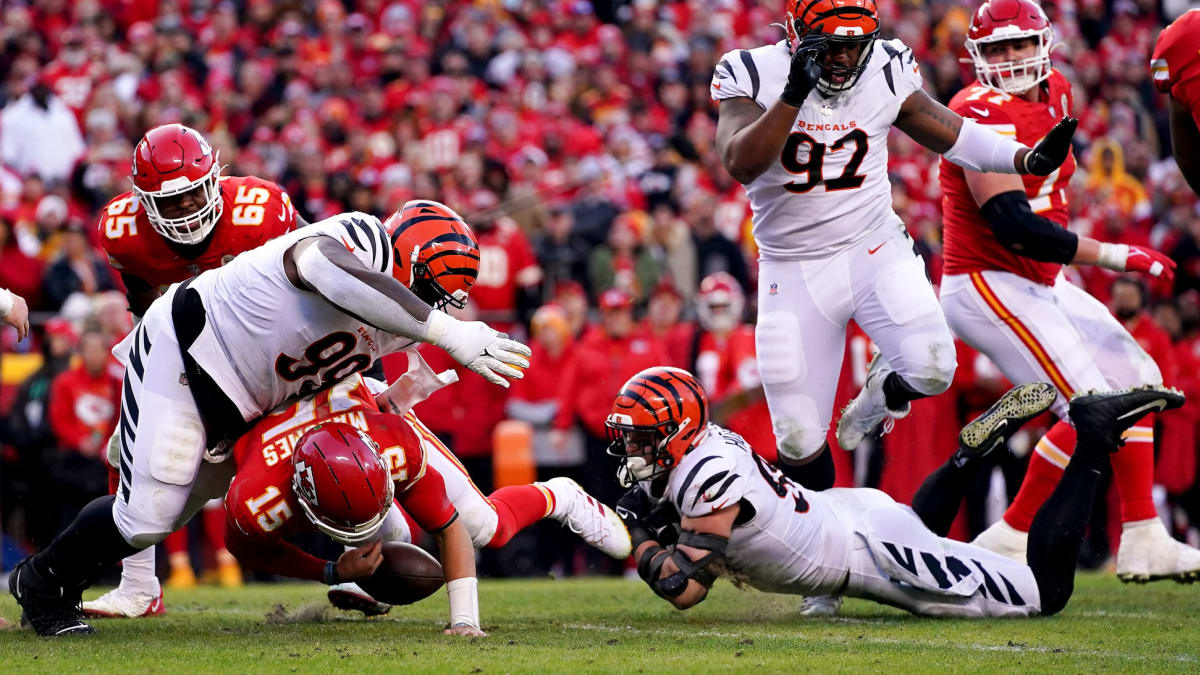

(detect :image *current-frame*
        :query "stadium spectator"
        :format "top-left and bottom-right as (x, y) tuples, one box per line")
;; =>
(41, 218), (118, 311)
(0, 81), (85, 184)
(588, 210), (658, 302)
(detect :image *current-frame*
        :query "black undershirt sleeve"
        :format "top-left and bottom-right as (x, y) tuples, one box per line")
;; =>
(979, 190), (1079, 264)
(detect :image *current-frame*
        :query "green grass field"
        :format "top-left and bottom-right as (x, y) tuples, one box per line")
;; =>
(1, 573), (1198, 672)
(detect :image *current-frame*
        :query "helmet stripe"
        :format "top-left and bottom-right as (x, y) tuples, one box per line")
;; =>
(425, 249), (482, 263)
(389, 215), (458, 242)
(423, 232), (478, 250)
(434, 266), (479, 280)
(641, 374), (684, 416)
(621, 387), (664, 421)
(672, 374), (708, 434)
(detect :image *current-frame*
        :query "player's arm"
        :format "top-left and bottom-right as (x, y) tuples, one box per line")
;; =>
(224, 518), (382, 582)
(964, 170), (1175, 280)
(284, 234), (530, 387)
(632, 505), (736, 610)
(895, 89), (1075, 176)
(1168, 96), (1200, 196)
(120, 272), (159, 320)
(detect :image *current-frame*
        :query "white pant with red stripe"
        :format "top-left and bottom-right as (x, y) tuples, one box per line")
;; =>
(940, 270), (1162, 421)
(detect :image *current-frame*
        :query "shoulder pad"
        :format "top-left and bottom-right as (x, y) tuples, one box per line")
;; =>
(670, 444), (748, 519)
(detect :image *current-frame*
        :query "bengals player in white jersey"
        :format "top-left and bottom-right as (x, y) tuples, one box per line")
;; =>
(711, 0), (1076, 495)
(609, 367), (1184, 618)
(86, 123), (302, 619)
(936, 0), (1200, 583)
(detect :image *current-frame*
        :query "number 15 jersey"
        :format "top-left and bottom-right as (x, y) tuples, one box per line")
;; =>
(711, 39), (924, 260)
(183, 212), (416, 420)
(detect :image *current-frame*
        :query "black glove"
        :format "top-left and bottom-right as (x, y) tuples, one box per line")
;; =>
(615, 487), (681, 548)
(1022, 117), (1078, 176)
(780, 32), (831, 107)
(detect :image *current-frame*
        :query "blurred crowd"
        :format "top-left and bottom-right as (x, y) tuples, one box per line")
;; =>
(2, 0), (1200, 577)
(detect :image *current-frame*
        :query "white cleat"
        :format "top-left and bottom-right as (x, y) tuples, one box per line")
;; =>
(971, 519), (1028, 563)
(800, 595), (842, 617)
(328, 582), (392, 616)
(82, 588), (165, 618)
(836, 353), (910, 451)
(1116, 518), (1200, 584)
(544, 477), (632, 559)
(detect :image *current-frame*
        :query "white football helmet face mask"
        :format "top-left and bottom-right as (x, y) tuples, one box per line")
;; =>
(966, 29), (1054, 94)
(132, 156), (224, 246)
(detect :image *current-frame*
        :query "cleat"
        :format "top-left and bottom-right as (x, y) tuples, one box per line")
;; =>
(8, 558), (94, 636)
(543, 477), (632, 559)
(836, 353), (909, 451)
(1068, 386), (1185, 448)
(971, 519), (1028, 563)
(328, 583), (392, 617)
(217, 560), (243, 588)
(958, 382), (1057, 460)
(82, 588), (165, 618)
(800, 595), (842, 617)
(1116, 518), (1200, 584)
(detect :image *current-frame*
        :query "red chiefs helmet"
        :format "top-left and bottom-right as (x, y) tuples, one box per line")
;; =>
(696, 272), (745, 335)
(131, 124), (224, 246)
(965, 0), (1054, 94)
(292, 422), (393, 545)
(606, 367), (710, 485)
(786, 0), (880, 94)
(383, 200), (480, 309)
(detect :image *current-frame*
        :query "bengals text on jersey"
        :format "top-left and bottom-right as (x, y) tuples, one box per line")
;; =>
(99, 175), (298, 288)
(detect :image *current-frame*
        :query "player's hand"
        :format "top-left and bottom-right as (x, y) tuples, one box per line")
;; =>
(463, 332), (531, 388)
(615, 487), (653, 546)
(780, 32), (830, 107)
(429, 311), (531, 388)
(335, 540), (383, 581)
(2, 292), (29, 342)
(1124, 245), (1177, 282)
(1022, 117), (1078, 175)
(444, 623), (488, 637)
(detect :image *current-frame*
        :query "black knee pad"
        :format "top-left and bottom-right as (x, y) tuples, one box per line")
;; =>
(778, 443), (835, 491)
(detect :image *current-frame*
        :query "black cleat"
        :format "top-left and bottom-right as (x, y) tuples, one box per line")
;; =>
(327, 584), (392, 617)
(8, 558), (94, 636)
(958, 382), (1058, 461)
(1069, 385), (1186, 449)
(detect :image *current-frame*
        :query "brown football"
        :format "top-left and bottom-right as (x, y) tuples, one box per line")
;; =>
(356, 542), (445, 606)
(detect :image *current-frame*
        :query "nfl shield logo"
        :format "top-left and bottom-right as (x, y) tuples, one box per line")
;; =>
(769, 283), (778, 296)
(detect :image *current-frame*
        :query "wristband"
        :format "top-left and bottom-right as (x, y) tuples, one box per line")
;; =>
(447, 577), (480, 629)
(0, 288), (12, 318)
(1096, 243), (1129, 272)
(422, 308), (454, 345)
(323, 561), (341, 586)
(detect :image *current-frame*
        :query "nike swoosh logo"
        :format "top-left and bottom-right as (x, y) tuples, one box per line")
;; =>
(868, 242), (886, 254)
(278, 209), (287, 221)
(713, 82), (722, 89)
(339, 236), (354, 252)
(1117, 399), (1167, 420)
(969, 107), (990, 117)
(614, 506), (634, 520)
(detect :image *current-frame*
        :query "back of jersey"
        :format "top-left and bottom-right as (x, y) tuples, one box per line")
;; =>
(187, 212), (410, 419)
(668, 425), (851, 595)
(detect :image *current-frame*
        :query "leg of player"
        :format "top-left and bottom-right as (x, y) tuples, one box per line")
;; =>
(1027, 386), (1187, 615)
(839, 228), (957, 451)
(911, 382), (1057, 536)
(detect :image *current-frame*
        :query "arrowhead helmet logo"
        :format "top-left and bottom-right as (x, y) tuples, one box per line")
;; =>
(294, 460), (319, 506)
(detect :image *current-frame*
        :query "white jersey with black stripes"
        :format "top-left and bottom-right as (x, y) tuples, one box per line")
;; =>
(711, 38), (923, 260)
(181, 212), (416, 420)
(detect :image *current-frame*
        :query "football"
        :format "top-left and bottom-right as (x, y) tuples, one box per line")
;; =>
(355, 542), (445, 606)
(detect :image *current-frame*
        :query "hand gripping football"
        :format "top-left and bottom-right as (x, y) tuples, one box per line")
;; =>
(356, 542), (445, 606)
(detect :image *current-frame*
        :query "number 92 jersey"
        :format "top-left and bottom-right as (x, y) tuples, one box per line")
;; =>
(666, 424), (851, 595)
(183, 212), (413, 421)
(711, 39), (923, 260)
(99, 175), (298, 287)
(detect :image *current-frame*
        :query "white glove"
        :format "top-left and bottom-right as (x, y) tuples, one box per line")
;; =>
(424, 310), (531, 388)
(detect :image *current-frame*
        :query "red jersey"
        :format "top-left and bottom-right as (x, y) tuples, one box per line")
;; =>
(472, 221), (540, 329)
(48, 362), (121, 458)
(555, 331), (671, 438)
(99, 175), (297, 287)
(1152, 10), (1200, 127)
(693, 326), (778, 462)
(941, 70), (1077, 286)
(225, 377), (457, 582)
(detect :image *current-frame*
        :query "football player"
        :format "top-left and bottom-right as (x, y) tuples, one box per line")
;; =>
(610, 366), (1184, 618)
(937, 0), (1199, 582)
(85, 123), (302, 619)
(712, 0), (1076, 491)
(9, 201), (531, 636)
(1151, 9), (1200, 196)
(223, 380), (483, 636)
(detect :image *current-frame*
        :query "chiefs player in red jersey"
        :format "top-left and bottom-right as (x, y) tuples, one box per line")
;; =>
(84, 123), (302, 618)
(937, 0), (1200, 583)
(223, 378), (485, 636)
(1151, 9), (1200, 196)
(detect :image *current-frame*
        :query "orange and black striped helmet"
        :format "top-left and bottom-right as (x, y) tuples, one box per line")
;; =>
(383, 200), (480, 310)
(606, 366), (710, 484)
(787, 0), (880, 93)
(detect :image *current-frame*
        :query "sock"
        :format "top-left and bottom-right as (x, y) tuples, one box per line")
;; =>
(911, 447), (984, 537)
(1002, 420), (1075, 532)
(118, 546), (159, 595)
(202, 503), (227, 552)
(165, 528), (188, 557)
(1027, 423), (1115, 616)
(485, 484), (554, 549)
(778, 443), (835, 490)
(1111, 423), (1157, 523)
(882, 372), (926, 411)
(32, 495), (140, 590)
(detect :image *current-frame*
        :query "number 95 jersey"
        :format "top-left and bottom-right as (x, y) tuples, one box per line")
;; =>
(99, 175), (298, 287)
(667, 424), (852, 595)
(711, 39), (923, 260)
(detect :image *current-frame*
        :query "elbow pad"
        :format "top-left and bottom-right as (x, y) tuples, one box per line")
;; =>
(980, 191), (1079, 264)
(943, 118), (1027, 174)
